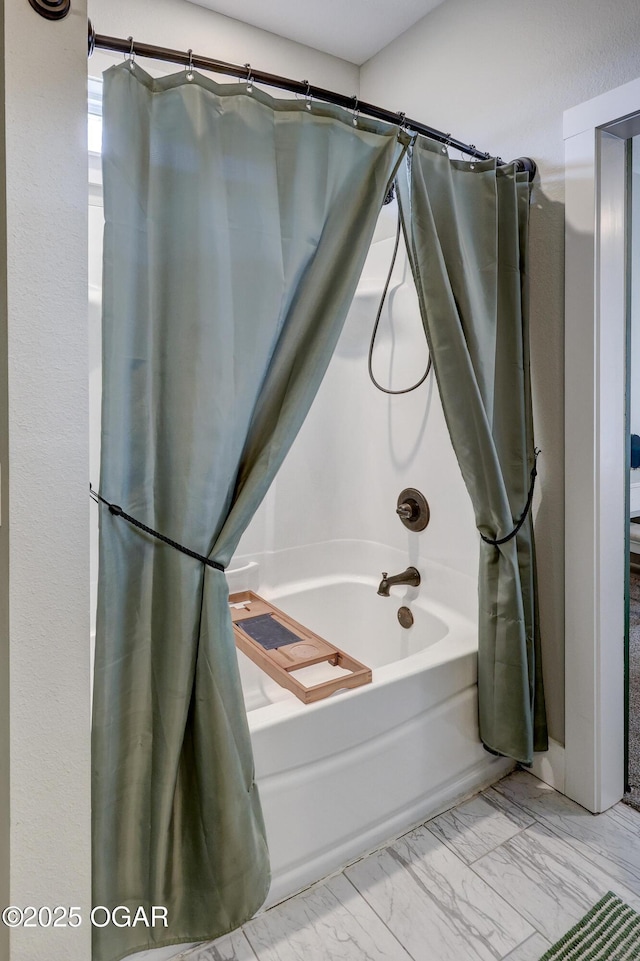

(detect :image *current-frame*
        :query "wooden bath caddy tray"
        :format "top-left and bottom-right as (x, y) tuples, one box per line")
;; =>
(229, 590), (372, 704)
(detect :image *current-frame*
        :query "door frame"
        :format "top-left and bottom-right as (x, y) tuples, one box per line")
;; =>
(564, 76), (640, 812)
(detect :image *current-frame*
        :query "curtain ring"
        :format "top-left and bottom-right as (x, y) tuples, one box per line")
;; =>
(186, 49), (194, 81)
(245, 63), (254, 94)
(351, 95), (360, 127)
(127, 36), (135, 71)
(303, 79), (312, 111)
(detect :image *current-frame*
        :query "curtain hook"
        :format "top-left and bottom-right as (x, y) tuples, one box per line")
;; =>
(127, 36), (135, 71)
(303, 79), (312, 111)
(351, 95), (360, 127)
(441, 132), (452, 155)
(397, 111), (406, 130)
(245, 63), (254, 94)
(468, 143), (477, 169)
(186, 49), (194, 82)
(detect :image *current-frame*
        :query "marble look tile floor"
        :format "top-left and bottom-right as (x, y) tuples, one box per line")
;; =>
(175, 769), (640, 961)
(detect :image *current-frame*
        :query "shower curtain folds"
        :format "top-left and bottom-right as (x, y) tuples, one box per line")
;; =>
(398, 138), (548, 765)
(93, 61), (408, 961)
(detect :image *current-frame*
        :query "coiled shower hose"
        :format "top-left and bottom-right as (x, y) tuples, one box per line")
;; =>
(367, 195), (432, 395)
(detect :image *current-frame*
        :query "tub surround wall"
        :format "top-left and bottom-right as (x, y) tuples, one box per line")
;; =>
(235, 201), (479, 579)
(360, 0), (640, 747)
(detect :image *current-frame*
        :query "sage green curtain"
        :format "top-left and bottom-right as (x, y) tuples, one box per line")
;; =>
(398, 138), (548, 765)
(93, 62), (407, 961)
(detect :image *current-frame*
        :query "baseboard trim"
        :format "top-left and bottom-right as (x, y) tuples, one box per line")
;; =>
(530, 737), (565, 793)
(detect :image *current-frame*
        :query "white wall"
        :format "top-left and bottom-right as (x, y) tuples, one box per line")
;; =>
(0, 1), (91, 959)
(88, 0), (359, 93)
(0, 8), (8, 952)
(360, 0), (640, 744)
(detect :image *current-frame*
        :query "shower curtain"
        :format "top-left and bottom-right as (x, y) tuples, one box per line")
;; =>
(93, 62), (407, 961)
(399, 139), (548, 765)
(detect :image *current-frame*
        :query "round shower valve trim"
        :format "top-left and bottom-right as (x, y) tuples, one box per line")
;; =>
(396, 488), (430, 532)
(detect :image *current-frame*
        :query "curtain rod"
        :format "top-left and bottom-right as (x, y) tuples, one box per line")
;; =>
(87, 20), (536, 181)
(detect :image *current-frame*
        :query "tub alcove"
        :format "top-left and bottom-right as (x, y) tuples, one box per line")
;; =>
(224, 200), (514, 906)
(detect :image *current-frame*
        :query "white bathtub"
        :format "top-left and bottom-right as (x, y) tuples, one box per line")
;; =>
(231, 539), (514, 908)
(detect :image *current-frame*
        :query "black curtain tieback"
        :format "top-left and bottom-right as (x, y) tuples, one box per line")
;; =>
(90, 485), (225, 571)
(479, 449), (540, 547)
